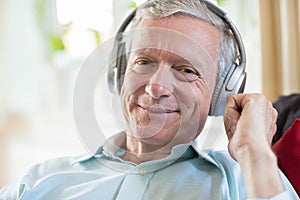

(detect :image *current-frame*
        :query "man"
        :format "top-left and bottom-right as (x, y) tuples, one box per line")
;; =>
(0, 0), (298, 199)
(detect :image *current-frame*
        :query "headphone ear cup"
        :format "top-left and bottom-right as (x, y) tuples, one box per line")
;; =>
(116, 42), (127, 94)
(209, 64), (233, 116)
(209, 63), (246, 116)
(107, 40), (127, 94)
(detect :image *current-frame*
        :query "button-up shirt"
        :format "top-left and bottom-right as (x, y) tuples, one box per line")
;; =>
(0, 133), (298, 200)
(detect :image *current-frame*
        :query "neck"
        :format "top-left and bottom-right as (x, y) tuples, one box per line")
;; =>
(121, 135), (173, 164)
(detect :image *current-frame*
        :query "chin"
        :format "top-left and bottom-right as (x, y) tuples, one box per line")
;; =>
(128, 121), (180, 146)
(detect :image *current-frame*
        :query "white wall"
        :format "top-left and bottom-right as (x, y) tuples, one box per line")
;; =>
(0, 0), (42, 114)
(0, 0), (85, 186)
(222, 0), (262, 93)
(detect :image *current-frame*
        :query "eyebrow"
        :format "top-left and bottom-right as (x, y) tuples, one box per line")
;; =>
(129, 48), (158, 57)
(129, 48), (197, 63)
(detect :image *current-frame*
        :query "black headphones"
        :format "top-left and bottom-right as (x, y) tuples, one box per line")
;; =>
(107, 0), (246, 116)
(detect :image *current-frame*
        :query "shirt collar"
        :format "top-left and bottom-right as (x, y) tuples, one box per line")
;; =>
(72, 132), (126, 164)
(73, 132), (220, 168)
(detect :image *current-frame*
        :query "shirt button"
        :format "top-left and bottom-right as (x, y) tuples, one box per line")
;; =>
(139, 168), (147, 176)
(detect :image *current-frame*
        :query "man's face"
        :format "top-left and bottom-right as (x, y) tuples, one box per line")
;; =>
(120, 15), (221, 148)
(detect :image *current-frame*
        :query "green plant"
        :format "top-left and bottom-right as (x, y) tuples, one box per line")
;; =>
(35, 0), (65, 60)
(130, 1), (138, 9)
(34, 0), (102, 63)
(216, 0), (225, 6)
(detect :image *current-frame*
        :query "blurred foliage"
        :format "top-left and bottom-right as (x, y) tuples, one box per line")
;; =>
(130, 1), (138, 9)
(50, 35), (65, 52)
(34, 0), (45, 32)
(35, 0), (65, 60)
(216, 0), (225, 6)
(90, 29), (101, 46)
(34, 0), (101, 63)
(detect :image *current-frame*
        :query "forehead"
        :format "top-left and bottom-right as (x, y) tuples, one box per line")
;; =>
(125, 15), (221, 71)
(131, 15), (221, 62)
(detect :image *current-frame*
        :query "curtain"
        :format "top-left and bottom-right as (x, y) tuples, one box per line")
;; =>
(259, 0), (300, 101)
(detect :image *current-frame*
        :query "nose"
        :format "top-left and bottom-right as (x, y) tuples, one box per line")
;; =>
(145, 66), (174, 99)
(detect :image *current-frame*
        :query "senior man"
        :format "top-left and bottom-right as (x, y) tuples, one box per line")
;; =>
(0, 0), (298, 199)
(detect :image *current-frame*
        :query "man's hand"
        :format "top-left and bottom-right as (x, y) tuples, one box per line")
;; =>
(224, 93), (285, 198)
(224, 93), (277, 160)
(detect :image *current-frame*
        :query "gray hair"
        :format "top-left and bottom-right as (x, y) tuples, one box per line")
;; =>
(130, 0), (237, 80)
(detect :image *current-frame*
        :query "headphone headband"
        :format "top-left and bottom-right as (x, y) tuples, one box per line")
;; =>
(203, 0), (246, 66)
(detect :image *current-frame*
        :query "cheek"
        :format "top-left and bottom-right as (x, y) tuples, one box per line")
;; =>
(120, 72), (141, 110)
(120, 71), (150, 121)
(195, 79), (213, 113)
(120, 89), (130, 124)
(179, 80), (211, 125)
(195, 80), (213, 101)
(177, 80), (212, 112)
(121, 70), (150, 95)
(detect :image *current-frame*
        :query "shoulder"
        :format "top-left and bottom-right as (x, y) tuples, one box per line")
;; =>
(209, 150), (237, 165)
(22, 153), (100, 184)
(0, 154), (91, 199)
(26, 155), (85, 175)
(194, 147), (239, 168)
(209, 150), (241, 170)
(195, 149), (243, 177)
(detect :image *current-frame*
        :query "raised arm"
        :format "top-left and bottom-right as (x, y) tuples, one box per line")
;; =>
(223, 93), (285, 198)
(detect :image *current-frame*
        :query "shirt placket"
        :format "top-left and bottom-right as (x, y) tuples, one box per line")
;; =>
(115, 166), (155, 200)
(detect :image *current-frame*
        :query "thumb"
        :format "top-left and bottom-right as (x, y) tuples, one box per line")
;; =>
(223, 94), (243, 139)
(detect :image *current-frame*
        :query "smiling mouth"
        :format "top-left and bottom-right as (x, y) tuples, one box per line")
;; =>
(138, 105), (180, 114)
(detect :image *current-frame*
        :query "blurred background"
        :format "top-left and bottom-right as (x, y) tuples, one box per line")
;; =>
(0, 0), (299, 187)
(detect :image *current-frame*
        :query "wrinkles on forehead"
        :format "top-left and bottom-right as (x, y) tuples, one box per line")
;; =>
(137, 16), (221, 62)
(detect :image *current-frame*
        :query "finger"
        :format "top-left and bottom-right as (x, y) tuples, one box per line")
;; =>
(223, 114), (237, 140)
(225, 94), (244, 114)
(225, 94), (247, 121)
(224, 95), (243, 139)
(269, 107), (278, 143)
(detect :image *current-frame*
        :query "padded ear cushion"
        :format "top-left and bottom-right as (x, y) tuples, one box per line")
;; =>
(209, 64), (234, 116)
(209, 63), (246, 116)
(116, 42), (127, 94)
(108, 39), (120, 93)
(107, 40), (127, 94)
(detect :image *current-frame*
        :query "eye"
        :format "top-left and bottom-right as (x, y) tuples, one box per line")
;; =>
(176, 66), (201, 76)
(136, 59), (150, 65)
(174, 66), (203, 81)
(132, 58), (157, 74)
(178, 67), (198, 75)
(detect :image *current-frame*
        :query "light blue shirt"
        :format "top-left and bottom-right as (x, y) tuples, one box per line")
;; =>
(0, 133), (298, 200)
